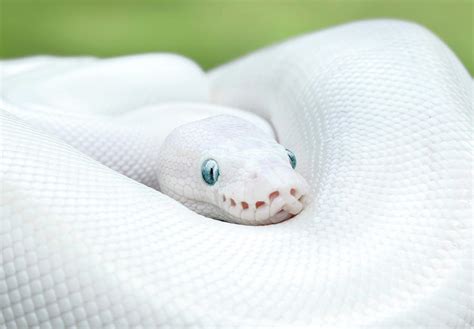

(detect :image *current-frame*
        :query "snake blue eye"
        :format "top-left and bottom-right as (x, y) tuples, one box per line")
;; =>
(201, 159), (220, 185)
(286, 149), (297, 169)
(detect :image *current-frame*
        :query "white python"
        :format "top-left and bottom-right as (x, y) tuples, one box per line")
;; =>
(0, 20), (472, 328)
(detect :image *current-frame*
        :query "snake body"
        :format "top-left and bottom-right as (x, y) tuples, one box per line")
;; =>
(1, 20), (472, 328)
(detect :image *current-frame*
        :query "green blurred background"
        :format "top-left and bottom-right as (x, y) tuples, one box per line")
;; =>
(1, 0), (472, 74)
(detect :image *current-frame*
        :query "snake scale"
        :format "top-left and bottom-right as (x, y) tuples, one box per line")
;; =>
(1, 20), (472, 328)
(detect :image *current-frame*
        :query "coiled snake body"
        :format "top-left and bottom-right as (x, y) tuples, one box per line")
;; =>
(0, 20), (472, 328)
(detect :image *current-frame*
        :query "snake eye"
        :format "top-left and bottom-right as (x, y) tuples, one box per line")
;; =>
(286, 149), (297, 169)
(201, 159), (220, 185)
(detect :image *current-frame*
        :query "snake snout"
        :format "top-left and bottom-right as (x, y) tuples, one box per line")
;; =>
(265, 185), (308, 223)
(219, 170), (310, 225)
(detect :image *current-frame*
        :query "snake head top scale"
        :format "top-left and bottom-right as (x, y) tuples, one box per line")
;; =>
(157, 115), (310, 225)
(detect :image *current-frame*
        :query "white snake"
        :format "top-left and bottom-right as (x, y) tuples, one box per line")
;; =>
(1, 20), (472, 328)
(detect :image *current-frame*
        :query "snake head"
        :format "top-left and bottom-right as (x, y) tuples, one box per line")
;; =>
(157, 115), (310, 225)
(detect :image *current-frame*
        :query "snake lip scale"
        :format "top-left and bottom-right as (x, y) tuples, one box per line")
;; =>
(218, 176), (310, 224)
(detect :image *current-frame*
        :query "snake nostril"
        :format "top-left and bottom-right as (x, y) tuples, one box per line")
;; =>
(269, 191), (280, 201)
(230, 198), (236, 207)
(223, 195), (226, 202)
(290, 188), (296, 196)
(241, 202), (249, 209)
(255, 201), (266, 208)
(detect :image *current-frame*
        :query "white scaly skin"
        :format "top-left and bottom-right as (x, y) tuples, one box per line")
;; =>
(1, 54), (309, 225)
(0, 55), (285, 212)
(0, 20), (472, 328)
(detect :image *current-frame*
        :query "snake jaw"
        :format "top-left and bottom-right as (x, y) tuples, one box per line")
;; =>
(217, 168), (310, 225)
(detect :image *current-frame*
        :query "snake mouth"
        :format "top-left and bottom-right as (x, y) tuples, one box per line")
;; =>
(219, 186), (308, 225)
(268, 208), (296, 223)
